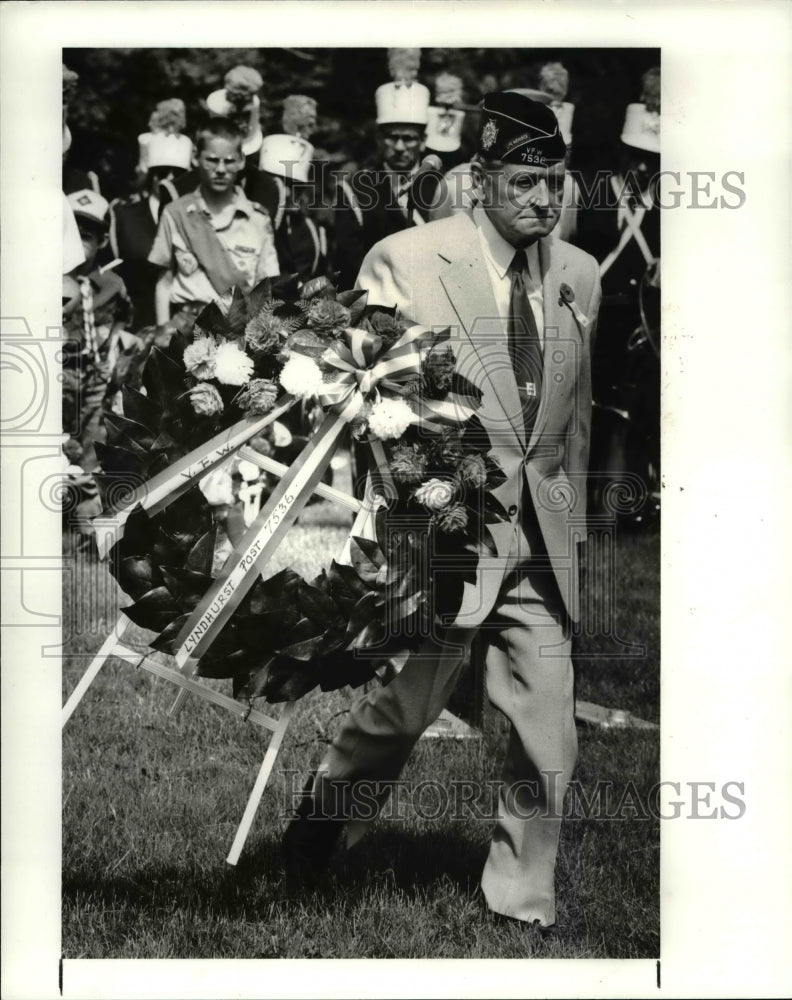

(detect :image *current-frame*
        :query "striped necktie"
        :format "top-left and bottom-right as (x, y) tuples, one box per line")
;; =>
(508, 249), (543, 438)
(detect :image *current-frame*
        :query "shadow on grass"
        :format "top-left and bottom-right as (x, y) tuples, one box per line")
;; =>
(63, 824), (487, 919)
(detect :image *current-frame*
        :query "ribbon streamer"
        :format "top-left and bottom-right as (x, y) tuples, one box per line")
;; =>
(93, 395), (298, 558)
(173, 411), (349, 668)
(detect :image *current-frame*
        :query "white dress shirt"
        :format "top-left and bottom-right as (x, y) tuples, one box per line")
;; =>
(473, 204), (545, 343)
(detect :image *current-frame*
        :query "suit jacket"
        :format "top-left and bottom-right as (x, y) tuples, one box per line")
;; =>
(357, 211), (601, 626)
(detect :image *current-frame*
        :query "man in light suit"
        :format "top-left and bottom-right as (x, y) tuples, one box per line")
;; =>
(284, 92), (601, 929)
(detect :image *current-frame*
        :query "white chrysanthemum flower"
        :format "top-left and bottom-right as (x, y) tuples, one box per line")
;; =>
(413, 478), (456, 511)
(199, 467), (235, 506)
(183, 335), (217, 380)
(213, 340), (255, 386)
(279, 353), (325, 399)
(367, 397), (416, 440)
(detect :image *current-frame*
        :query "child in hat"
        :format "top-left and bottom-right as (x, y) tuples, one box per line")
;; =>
(63, 190), (143, 473)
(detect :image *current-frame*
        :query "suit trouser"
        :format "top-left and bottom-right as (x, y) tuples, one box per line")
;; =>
(311, 512), (577, 927)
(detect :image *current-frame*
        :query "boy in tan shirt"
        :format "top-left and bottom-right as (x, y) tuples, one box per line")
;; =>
(149, 117), (279, 327)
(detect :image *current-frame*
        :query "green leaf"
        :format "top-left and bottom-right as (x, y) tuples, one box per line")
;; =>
(337, 288), (368, 324)
(234, 658), (273, 701)
(387, 588), (427, 623)
(117, 555), (155, 600)
(261, 656), (319, 703)
(287, 328), (329, 359)
(246, 278), (274, 319)
(276, 616), (324, 661)
(317, 648), (378, 693)
(196, 647), (254, 680)
(150, 430), (179, 452)
(122, 586), (180, 633)
(297, 580), (342, 629)
(233, 608), (300, 650)
(195, 300), (228, 339)
(113, 503), (156, 557)
(344, 591), (383, 642)
(103, 412), (158, 452)
(121, 384), (160, 430)
(185, 527), (217, 576)
(159, 566), (213, 613)
(142, 347), (189, 405)
(249, 568), (302, 615)
(326, 560), (370, 616)
(347, 537), (386, 587)
(93, 441), (144, 478)
(226, 286), (249, 338)
(150, 613), (191, 654)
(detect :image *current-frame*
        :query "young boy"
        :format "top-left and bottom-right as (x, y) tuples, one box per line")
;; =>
(63, 189), (143, 472)
(148, 117), (280, 329)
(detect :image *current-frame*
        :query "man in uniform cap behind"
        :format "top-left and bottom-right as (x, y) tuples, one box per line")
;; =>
(334, 48), (443, 291)
(284, 91), (601, 931)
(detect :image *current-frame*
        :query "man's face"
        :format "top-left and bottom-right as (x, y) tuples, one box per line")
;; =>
(196, 137), (245, 194)
(473, 160), (566, 247)
(380, 124), (425, 172)
(76, 220), (107, 264)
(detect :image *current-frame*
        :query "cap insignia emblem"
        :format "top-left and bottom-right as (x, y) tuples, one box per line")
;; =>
(481, 119), (498, 150)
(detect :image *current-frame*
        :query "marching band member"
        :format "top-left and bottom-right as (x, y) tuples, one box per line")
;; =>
(333, 48), (442, 290)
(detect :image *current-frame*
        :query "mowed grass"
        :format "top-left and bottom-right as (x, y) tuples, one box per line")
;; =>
(62, 485), (660, 959)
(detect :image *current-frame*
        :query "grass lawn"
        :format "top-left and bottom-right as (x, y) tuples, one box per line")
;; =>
(62, 480), (660, 959)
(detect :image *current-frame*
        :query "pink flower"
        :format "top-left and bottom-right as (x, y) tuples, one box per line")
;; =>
(190, 382), (224, 417)
(414, 478), (456, 511)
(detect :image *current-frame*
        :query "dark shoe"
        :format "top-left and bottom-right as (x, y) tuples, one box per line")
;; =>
(281, 773), (346, 876)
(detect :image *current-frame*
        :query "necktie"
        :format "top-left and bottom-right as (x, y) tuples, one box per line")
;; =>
(508, 249), (543, 438)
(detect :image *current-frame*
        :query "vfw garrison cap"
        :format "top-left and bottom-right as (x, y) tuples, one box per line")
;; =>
(477, 92), (566, 166)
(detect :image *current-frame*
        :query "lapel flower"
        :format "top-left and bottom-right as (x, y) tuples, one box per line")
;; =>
(558, 282), (589, 331)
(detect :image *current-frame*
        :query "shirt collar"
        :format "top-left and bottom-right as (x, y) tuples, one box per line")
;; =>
(187, 186), (252, 218)
(473, 204), (540, 280)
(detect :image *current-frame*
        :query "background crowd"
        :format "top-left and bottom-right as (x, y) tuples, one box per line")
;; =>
(61, 47), (661, 536)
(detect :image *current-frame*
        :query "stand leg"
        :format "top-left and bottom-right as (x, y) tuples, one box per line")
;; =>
(167, 664), (198, 718)
(62, 614), (128, 727)
(226, 701), (297, 866)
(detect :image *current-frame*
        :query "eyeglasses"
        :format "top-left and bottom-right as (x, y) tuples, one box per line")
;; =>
(382, 132), (423, 146)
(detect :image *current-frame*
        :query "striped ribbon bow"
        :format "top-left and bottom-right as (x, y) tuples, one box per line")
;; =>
(316, 323), (479, 430)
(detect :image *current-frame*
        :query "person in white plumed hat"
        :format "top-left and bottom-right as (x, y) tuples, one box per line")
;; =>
(111, 104), (193, 331)
(575, 65), (661, 522)
(334, 48), (444, 291)
(206, 65), (265, 163)
(425, 72), (468, 172)
(247, 94), (328, 287)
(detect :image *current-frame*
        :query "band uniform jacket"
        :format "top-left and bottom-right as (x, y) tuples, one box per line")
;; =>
(356, 210), (601, 627)
(335, 167), (443, 291)
(111, 198), (160, 331)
